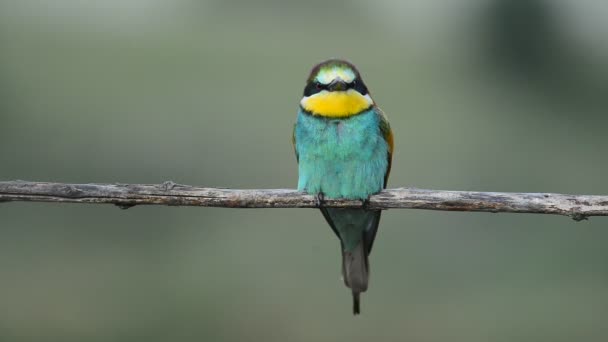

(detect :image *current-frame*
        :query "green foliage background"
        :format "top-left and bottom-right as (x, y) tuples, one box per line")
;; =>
(1, 1), (607, 341)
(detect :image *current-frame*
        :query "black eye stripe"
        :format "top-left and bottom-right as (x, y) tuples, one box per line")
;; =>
(352, 80), (368, 95)
(303, 82), (322, 96)
(303, 79), (369, 96)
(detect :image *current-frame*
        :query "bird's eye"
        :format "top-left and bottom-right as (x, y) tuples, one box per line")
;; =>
(304, 82), (324, 96)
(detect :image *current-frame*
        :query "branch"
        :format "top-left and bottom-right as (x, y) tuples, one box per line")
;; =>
(0, 180), (607, 221)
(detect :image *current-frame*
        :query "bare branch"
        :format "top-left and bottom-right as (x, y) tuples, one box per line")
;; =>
(0, 181), (607, 221)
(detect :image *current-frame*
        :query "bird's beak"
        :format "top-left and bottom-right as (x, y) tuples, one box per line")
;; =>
(327, 78), (348, 91)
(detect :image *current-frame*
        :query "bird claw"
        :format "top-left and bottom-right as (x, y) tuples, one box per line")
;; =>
(361, 197), (371, 209)
(315, 192), (325, 208)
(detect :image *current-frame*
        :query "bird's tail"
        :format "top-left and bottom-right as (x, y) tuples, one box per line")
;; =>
(342, 238), (369, 315)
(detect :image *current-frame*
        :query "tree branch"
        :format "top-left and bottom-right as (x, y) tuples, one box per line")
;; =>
(0, 180), (606, 221)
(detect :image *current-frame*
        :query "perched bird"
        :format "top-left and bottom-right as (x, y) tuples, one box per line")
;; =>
(293, 59), (393, 314)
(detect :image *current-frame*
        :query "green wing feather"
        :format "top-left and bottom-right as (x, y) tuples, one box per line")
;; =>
(292, 123), (299, 162)
(376, 107), (393, 187)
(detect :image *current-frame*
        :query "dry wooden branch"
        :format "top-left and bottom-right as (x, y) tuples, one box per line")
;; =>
(1, 180), (607, 221)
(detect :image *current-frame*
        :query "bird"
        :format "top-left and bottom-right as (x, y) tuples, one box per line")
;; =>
(292, 59), (393, 314)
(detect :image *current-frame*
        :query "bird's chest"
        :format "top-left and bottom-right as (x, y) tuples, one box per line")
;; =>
(296, 111), (380, 161)
(295, 109), (388, 199)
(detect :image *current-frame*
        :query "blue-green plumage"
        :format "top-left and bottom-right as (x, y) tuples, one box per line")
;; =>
(294, 59), (393, 315)
(295, 108), (389, 202)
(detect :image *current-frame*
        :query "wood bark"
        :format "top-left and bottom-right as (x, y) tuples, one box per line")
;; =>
(1, 181), (606, 221)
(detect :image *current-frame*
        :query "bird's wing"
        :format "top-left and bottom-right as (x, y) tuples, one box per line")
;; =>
(376, 107), (393, 188)
(320, 207), (341, 239)
(292, 123), (299, 163)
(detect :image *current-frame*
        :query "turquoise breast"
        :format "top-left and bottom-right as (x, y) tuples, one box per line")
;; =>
(294, 108), (389, 200)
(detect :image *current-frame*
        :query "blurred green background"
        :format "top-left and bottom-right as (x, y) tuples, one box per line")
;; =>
(1, 0), (608, 341)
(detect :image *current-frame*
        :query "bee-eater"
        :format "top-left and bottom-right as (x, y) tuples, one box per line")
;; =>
(293, 59), (393, 314)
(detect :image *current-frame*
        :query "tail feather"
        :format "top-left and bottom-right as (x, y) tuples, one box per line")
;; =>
(342, 238), (369, 315)
(353, 292), (361, 315)
(342, 239), (369, 292)
(321, 208), (381, 315)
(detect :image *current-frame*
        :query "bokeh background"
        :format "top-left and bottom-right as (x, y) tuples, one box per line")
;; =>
(1, 0), (608, 341)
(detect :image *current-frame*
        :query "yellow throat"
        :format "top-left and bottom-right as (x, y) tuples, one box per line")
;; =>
(300, 90), (373, 118)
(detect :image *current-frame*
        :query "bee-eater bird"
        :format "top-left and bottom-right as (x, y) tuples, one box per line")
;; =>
(293, 59), (393, 314)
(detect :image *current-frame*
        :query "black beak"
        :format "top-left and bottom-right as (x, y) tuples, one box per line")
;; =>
(327, 79), (348, 91)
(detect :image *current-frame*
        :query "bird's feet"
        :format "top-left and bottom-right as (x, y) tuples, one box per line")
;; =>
(315, 192), (325, 208)
(361, 196), (371, 210)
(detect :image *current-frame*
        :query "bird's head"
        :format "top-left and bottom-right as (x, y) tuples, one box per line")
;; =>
(300, 59), (374, 118)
